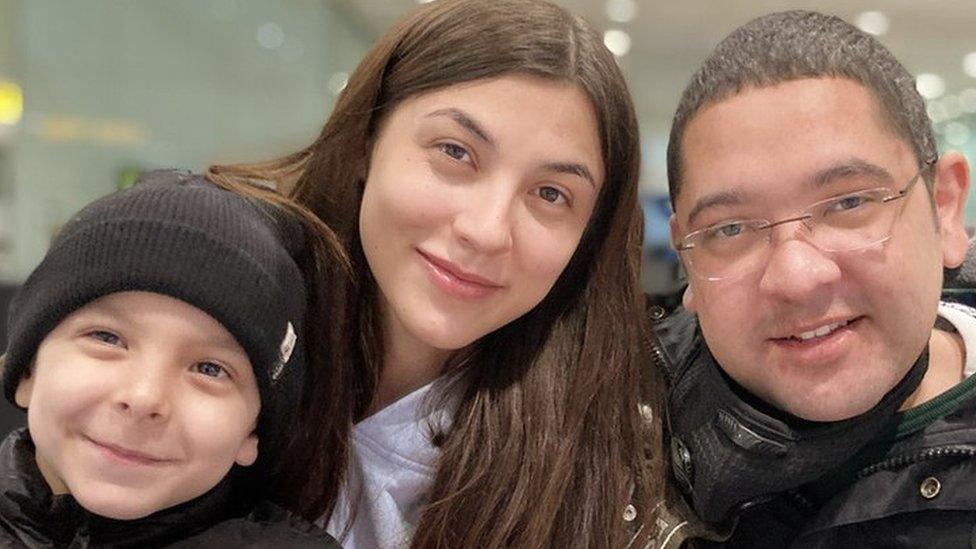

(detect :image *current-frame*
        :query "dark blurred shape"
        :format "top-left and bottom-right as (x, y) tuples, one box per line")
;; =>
(0, 284), (25, 437)
(642, 195), (683, 294)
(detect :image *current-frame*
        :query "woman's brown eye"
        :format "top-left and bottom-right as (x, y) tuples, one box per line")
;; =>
(439, 143), (469, 161)
(537, 186), (566, 204)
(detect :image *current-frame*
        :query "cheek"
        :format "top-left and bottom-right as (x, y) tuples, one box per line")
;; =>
(858, 255), (941, 357)
(856, 214), (943, 324)
(695, 279), (754, 327)
(361, 168), (455, 250)
(515, 225), (582, 294)
(29, 374), (102, 421)
(693, 282), (763, 367)
(178, 395), (256, 459)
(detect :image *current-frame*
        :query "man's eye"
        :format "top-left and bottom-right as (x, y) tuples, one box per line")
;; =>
(706, 222), (745, 239)
(438, 143), (470, 162)
(193, 362), (229, 379)
(831, 195), (869, 211)
(87, 330), (124, 347)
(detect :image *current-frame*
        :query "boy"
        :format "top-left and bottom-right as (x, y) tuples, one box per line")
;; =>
(0, 170), (340, 547)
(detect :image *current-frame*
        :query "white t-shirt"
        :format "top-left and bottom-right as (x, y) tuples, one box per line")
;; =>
(936, 301), (976, 377)
(325, 382), (451, 548)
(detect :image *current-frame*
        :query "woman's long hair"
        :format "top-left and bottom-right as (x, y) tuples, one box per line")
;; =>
(208, 0), (664, 546)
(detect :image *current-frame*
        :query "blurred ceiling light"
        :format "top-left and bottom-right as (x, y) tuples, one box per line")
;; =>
(35, 115), (147, 146)
(0, 81), (23, 126)
(257, 22), (285, 50)
(605, 0), (637, 24)
(964, 52), (976, 78)
(854, 11), (889, 36)
(916, 73), (945, 100)
(416, 0), (436, 3)
(943, 94), (964, 120)
(960, 88), (976, 112)
(604, 29), (631, 57)
(945, 121), (970, 146)
(328, 72), (349, 96)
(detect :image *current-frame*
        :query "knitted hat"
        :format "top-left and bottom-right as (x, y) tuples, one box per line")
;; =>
(2, 170), (307, 457)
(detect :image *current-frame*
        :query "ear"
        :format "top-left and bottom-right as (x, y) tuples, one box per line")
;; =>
(670, 213), (698, 313)
(234, 433), (259, 467)
(933, 151), (971, 269)
(14, 373), (34, 409)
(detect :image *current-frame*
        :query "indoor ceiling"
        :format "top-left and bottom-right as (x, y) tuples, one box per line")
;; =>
(330, 0), (976, 192)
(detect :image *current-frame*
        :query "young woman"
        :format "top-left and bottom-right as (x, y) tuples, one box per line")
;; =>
(208, 0), (664, 547)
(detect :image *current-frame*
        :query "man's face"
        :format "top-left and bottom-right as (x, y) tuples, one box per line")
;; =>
(671, 77), (969, 421)
(16, 291), (261, 519)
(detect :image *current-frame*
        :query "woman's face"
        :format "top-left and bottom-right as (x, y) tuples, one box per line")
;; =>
(360, 74), (603, 353)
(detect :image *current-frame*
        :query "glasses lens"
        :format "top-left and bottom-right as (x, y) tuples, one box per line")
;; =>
(807, 189), (900, 252)
(683, 220), (768, 280)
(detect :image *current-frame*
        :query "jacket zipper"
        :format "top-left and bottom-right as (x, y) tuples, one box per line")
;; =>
(650, 338), (667, 370)
(855, 445), (976, 479)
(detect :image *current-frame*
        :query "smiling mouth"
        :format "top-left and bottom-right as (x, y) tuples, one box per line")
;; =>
(416, 249), (505, 300)
(85, 436), (171, 465)
(417, 250), (502, 287)
(776, 317), (862, 343)
(794, 320), (850, 341)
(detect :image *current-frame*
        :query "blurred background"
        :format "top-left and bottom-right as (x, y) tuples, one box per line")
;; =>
(2, 0), (976, 361)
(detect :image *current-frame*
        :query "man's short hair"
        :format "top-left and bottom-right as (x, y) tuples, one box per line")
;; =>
(666, 10), (937, 208)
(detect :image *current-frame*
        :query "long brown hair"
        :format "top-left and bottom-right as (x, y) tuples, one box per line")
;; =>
(208, 0), (663, 546)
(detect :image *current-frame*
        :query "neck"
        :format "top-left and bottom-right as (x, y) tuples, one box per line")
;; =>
(368, 304), (451, 416)
(900, 327), (966, 410)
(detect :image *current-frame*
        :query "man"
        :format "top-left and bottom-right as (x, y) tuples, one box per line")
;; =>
(654, 10), (976, 548)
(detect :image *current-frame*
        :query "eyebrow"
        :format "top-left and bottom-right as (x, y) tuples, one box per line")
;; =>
(425, 108), (496, 147)
(685, 158), (896, 227)
(543, 161), (597, 188)
(809, 158), (894, 189)
(686, 188), (752, 228)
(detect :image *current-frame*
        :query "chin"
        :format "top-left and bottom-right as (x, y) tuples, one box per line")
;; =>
(412, 323), (480, 352)
(779, 393), (880, 422)
(74, 497), (158, 520)
(71, 485), (166, 520)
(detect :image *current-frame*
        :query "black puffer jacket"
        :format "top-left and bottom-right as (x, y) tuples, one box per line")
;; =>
(0, 429), (340, 548)
(649, 245), (976, 548)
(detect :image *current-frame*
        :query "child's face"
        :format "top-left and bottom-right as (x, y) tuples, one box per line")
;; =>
(15, 291), (261, 520)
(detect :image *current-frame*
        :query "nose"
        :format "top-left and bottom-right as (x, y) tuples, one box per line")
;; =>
(758, 224), (841, 302)
(113, 363), (171, 422)
(451, 182), (515, 254)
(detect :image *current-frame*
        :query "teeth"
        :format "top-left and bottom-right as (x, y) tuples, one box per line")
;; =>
(795, 320), (849, 341)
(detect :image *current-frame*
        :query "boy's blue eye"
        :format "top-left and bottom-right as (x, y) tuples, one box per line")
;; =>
(88, 330), (124, 347)
(194, 361), (229, 379)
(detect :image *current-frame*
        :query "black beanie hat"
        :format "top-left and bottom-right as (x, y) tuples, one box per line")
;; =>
(2, 170), (307, 456)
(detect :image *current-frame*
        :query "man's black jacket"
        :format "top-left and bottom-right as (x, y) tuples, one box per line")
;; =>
(649, 252), (976, 548)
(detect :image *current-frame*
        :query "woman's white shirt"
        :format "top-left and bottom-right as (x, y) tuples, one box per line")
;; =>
(325, 382), (451, 548)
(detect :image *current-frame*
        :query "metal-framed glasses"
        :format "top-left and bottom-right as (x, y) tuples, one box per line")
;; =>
(675, 157), (937, 281)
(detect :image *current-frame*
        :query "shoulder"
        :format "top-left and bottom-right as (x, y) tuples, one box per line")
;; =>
(168, 501), (341, 549)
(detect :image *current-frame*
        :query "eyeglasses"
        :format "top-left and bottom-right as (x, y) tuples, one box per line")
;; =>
(675, 158), (937, 281)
